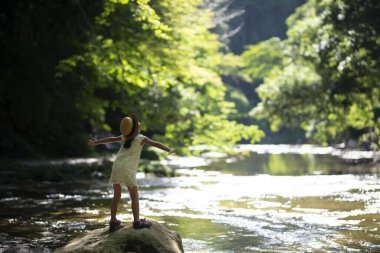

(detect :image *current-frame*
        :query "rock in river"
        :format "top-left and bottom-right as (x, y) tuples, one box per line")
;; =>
(54, 220), (184, 253)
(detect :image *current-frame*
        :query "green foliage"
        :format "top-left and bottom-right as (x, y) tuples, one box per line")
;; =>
(207, 0), (307, 144)
(225, 86), (251, 114)
(243, 0), (380, 149)
(1, 0), (264, 158)
(241, 37), (286, 82)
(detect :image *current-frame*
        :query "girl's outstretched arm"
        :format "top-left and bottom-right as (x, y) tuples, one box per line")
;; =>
(141, 137), (176, 154)
(88, 136), (122, 147)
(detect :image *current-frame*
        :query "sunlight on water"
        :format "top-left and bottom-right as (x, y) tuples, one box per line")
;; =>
(1, 147), (379, 252)
(126, 170), (380, 252)
(133, 150), (380, 252)
(136, 172), (380, 252)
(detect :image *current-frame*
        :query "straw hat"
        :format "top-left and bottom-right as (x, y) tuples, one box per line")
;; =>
(120, 113), (139, 137)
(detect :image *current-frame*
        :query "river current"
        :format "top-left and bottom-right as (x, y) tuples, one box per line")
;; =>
(1, 145), (379, 252)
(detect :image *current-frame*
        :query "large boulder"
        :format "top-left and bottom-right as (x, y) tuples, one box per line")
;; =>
(54, 221), (184, 253)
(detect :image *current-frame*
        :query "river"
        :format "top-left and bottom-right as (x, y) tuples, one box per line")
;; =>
(0, 145), (379, 252)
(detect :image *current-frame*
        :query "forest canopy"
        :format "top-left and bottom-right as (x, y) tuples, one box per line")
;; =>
(0, 0), (263, 158)
(1, 0), (378, 159)
(242, 0), (380, 150)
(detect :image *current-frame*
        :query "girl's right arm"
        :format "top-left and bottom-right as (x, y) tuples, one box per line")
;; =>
(88, 136), (122, 147)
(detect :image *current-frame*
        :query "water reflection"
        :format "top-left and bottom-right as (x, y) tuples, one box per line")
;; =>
(140, 173), (379, 252)
(0, 149), (379, 252)
(203, 152), (378, 175)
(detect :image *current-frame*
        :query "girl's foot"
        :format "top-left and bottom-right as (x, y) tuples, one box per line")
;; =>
(109, 220), (121, 231)
(133, 218), (152, 229)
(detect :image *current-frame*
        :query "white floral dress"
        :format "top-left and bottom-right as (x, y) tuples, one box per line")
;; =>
(109, 134), (146, 188)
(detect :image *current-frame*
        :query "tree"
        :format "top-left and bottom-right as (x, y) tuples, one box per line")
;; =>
(244, 0), (380, 149)
(57, 0), (264, 155)
(1, 0), (264, 158)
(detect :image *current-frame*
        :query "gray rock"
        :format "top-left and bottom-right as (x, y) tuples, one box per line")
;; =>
(54, 221), (184, 253)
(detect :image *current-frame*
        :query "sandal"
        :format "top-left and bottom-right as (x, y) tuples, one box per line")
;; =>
(109, 220), (121, 231)
(133, 218), (152, 229)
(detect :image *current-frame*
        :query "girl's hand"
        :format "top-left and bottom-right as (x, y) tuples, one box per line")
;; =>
(88, 137), (98, 147)
(168, 149), (176, 155)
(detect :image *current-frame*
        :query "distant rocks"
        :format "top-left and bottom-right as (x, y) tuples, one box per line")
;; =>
(54, 220), (184, 253)
(235, 144), (379, 164)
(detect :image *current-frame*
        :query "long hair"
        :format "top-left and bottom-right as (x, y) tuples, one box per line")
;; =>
(122, 135), (136, 149)
(122, 121), (138, 149)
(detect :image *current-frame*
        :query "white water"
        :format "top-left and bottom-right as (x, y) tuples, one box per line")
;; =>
(3, 145), (380, 252)
(132, 171), (380, 252)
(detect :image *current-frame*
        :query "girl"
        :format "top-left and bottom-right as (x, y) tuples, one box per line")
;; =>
(88, 113), (175, 230)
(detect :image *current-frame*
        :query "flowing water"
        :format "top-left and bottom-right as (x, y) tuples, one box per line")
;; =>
(1, 146), (379, 252)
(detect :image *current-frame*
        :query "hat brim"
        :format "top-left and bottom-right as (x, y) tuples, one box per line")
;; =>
(125, 113), (139, 139)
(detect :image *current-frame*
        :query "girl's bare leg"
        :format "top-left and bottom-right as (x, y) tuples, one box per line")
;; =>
(127, 185), (139, 221)
(110, 183), (122, 222)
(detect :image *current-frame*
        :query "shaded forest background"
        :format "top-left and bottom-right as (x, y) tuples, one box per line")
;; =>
(1, 0), (379, 159)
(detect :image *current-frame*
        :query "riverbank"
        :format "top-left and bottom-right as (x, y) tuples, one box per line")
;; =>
(1, 144), (379, 185)
(235, 144), (379, 164)
(0, 159), (176, 186)
(18, 144), (380, 167)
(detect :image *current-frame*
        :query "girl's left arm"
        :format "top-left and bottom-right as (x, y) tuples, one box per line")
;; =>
(141, 137), (176, 154)
(88, 136), (122, 147)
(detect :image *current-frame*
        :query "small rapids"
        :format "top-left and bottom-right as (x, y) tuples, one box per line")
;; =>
(1, 145), (379, 252)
